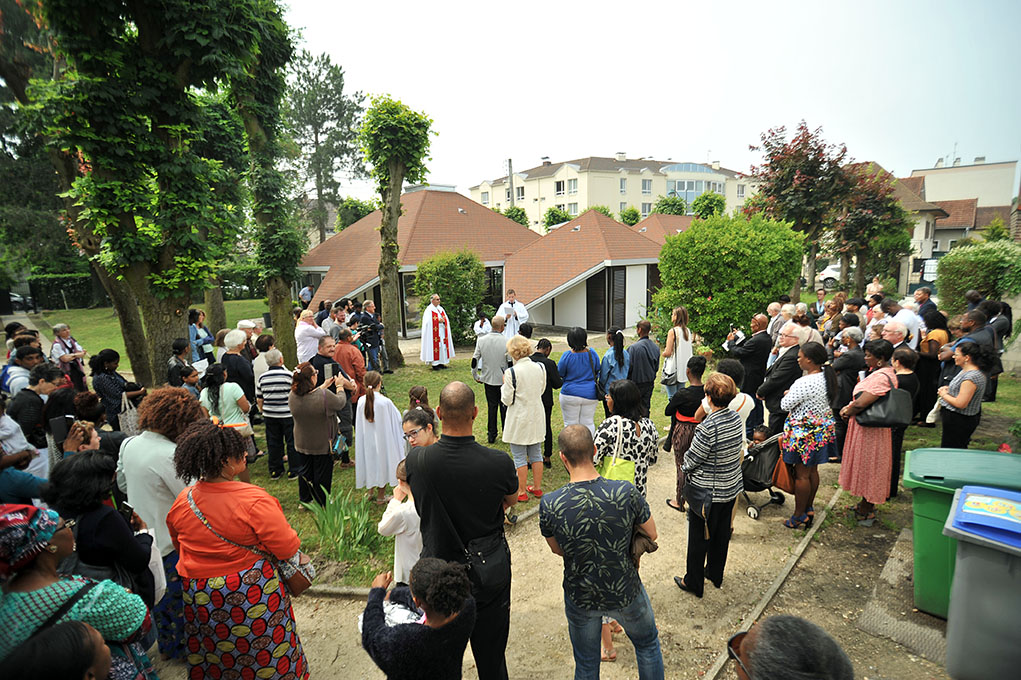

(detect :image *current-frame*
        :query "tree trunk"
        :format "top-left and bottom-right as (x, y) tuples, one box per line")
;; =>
(89, 262), (154, 386)
(133, 287), (190, 387)
(853, 251), (868, 297)
(839, 252), (851, 290)
(204, 281), (228, 334)
(88, 266), (107, 308)
(379, 160), (405, 368)
(267, 275), (296, 367)
(804, 241), (819, 295)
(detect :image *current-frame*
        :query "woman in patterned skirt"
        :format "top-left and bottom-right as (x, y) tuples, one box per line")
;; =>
(664, 355), (707, 512)
(167, 420), (311, 680)
(779, 342), (837, 529)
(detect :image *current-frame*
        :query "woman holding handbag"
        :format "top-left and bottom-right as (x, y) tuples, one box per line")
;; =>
(838, 339), (896, 527)
(89, 350), (146, 432)
(502, 335), (547, 502)
(593, 379), (658, 499)
(661, 306), (693, 399)
(674, 373), (744, 598)
(166, 420), (313, 680)
(664, 356), (707, 511)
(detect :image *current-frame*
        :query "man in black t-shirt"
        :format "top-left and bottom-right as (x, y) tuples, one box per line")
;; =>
(406, 382), (518, 680)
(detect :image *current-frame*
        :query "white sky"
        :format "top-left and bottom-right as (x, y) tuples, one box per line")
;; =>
(285, 0), (1021, 200)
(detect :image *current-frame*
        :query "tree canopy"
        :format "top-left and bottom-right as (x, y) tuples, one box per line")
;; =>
(335, 196), (379, 230)
(412, 249), (486, 344)
(543, 206), (571, 229)
(619, 206), (640, 226)
(690, 192), (725, 219)
(652, 195), (687, 216)
(500, 205), (529, 227)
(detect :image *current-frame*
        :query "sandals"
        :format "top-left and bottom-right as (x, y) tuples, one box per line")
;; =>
(601, 648), (617, 662)
(527, 485), (543, 498)
(857, 513), (877, 527)
(806, 506), (815, 518)
(783, 513), (812, 529)
(517, 492), (529, 502)
(666, 499), (686, 513)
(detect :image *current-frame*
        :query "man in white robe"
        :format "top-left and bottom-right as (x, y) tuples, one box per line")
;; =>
(420, 294), (454, 370)
(497, 289), (529, 339)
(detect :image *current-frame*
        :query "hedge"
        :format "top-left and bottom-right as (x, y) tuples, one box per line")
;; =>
(936, 241), (1021, 314)
(28, 273), (98, 309)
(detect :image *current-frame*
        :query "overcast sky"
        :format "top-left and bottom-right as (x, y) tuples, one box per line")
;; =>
(285, 0), (1021, 200)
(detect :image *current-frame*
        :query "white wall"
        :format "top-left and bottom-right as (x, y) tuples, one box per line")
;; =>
(911, 162), (1017, 207)
(625, 265), (648, 326)
(555, 280), (589, 329)
(529, 299), (552, 325)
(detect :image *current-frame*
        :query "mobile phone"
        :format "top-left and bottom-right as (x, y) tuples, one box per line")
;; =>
(118, 501), (135, 525)
(324, 363), (336, 381)
(49, 415), (74, 445)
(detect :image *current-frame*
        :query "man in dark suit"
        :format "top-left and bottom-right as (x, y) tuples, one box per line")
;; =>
(913, 287), (937, 318)
(530, 338), (563, 469)
(756, 324), (805, 436)
(726, 313), (771, 434)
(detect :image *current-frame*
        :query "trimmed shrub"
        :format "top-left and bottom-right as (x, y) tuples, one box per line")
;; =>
(27, 273), (96, 309)
(412, 249), (486, 344)
(651, 212), (804, 348)
(936, 241), (1021, 314)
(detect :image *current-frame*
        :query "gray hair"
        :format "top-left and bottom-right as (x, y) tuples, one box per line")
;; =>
(780, 303), (796, 318)
(767, 302), (781, 315)
(843, 326), (863, 343)
(223, 329), (247, 350)
(884, 320), (906, 337)
(263, 349), (284, 367)
(795, 302), (809, 315)
(748, 615), (853, 679)
(52, 323), (69, 333)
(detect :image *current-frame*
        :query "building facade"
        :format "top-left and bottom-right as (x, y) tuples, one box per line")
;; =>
(470, 155), (755, 233)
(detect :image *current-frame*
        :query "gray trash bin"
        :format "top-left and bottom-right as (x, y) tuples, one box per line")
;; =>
(942, 485), (1021, 680)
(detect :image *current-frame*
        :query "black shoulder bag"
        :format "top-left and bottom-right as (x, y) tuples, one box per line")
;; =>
(423, 450), (511, 603)
(587, 350), (606, 401)
(855, 373), (913, 428)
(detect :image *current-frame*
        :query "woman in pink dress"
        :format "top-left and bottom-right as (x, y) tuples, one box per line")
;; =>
(837, 339), (895, 527)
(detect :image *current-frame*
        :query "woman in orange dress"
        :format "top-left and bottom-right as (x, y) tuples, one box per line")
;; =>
(166, 420), (312, 680)
(837, 339), (896, 527)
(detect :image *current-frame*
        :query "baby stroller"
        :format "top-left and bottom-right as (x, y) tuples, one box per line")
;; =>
(741, 433), (786, 520)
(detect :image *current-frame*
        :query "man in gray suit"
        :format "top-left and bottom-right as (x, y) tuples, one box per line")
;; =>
(473, 315), (511, 443)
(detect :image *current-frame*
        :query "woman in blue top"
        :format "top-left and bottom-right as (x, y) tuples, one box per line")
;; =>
(188, 309), (215, 363)
(557, 327), (601, 436)
(599, 327), (630, 418)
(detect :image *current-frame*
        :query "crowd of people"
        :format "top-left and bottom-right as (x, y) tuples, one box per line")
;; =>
(0, 279), (1005, 679)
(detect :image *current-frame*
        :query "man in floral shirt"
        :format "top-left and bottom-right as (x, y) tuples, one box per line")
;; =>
(540, 425), (664, 679)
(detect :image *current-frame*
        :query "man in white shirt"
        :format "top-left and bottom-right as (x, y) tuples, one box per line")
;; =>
(880, 298), (920, 350)
(294, 309), (326, 363)
(298, 284), (314, 308)
(497, 290), (529, 339)
(420, 294), (455, 370)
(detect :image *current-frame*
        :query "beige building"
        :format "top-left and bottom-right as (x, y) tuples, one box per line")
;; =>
(470, 154), (756, 233)
(909, 158), (1017, 207)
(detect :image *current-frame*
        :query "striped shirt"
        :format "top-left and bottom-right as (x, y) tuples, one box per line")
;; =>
(256, 365), (293, 418)
(682, 407), (744, 503)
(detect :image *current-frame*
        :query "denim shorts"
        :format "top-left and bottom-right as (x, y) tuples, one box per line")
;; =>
(510, 442), (543, 467)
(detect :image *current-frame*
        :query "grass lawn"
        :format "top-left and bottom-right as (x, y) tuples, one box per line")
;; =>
(39, 300), (270, 365)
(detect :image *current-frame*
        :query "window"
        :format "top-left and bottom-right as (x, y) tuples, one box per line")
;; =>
(556, 204), (565, 212)
(555, 180), (565, 196)
(620, 178), (627, 194)
(568, 202), (578, 216)
(620, 202), (627, 212)
(641, 202), (652, 217)
(737, 184), (745, 199)
(481, 191), (489, 205)
(515, 186), (524, 201)
(642, 179), (652, 194)
(568, 178), (577, 194)
(505, 188), (511, 202)
(948, 239), (957, 250)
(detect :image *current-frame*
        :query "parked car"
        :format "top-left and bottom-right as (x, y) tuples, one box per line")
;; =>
(815, 264), (850, 290)
(9, 292), (33, 311)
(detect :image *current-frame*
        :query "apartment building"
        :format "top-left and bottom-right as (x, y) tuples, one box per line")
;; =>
(469, 154), (755, 233)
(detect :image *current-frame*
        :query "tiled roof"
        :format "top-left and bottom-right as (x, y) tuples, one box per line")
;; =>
(934, 199), (978, 229)
(503, 210), (662, 306)
(301, 191), (540, 308)
(892, 180), (946, 215)
(630, 213), (694, 246)
(976, 206), (1011, 228)
(897, 176), (925, 198)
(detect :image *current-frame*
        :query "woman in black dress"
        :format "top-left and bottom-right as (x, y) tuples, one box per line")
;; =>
(665, 355), (706, 512)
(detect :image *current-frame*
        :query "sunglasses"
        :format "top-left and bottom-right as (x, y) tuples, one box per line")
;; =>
(727, 631), (750, 678)
(402, 427), (424, 441)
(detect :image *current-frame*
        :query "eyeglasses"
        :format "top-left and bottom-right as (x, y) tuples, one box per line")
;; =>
(727, 631), (750, 678)
(402, 427), (424, 441)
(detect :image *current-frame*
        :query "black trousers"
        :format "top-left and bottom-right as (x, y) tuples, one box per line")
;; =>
(941, 410), (981, 449)
(686, 496), (735, 596)
(542, 398), (554, 460)
(684, 498), (736, 597)
(337, 403), (353, 464)
(264, 417), (296, 475)
(297, 453), (333, 506)
(484, 383), (506, 441)
(768, 410), (787, 437)
(834, 411), (848, 463)
(890, 426), (906, 498)
(915, 356), (940, 420)
(470, 578), (511, 680)
(635, 381), (654, 419)
(746, 398), (764, 436)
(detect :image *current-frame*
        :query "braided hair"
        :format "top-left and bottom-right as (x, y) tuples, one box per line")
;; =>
(174, 419), (245, 483)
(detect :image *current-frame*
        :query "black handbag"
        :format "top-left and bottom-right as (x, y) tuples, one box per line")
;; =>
(855, 373), (913, 428)
(587, 351), (606, 401)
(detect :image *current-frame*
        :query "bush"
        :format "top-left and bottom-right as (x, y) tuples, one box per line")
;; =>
(218, 260), (264, 300)
(412, 249), (486, 343)
(651, 212), (804, 348)
(588, 205), (614, 218)
(652, 195), (687, 216)
(619, 206), (640, 226)
(27, 273), (97, 309)
(501, 205), (529, 227)
(543, 206), (571, 229)
(936, 241), (1021, 314)
(690, 193), (725, 219)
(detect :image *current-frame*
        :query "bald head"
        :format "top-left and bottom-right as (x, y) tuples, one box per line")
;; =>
(438, 382), (476, 426)
(558, 425), (596, 467)
(491, 315), (506, 331)
(751, 314), (769, 332)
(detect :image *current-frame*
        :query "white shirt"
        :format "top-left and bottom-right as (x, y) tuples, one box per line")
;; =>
(377, 497), (423, 584)
(894, 308), (921, 350)
(295, 321), (327, 363)
(497, 300), (529, 338)
(116, 431), (187, 557)
(473, 319), (492, 336)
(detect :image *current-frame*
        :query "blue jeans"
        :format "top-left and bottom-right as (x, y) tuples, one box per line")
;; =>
(564, 584), (664, 680)
(366, 345), (380, 372)
(664, 381), (686, 399)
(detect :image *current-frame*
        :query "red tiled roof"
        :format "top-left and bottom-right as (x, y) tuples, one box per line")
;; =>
(630, 214), (694, 246)
(934, 199), (978, 229)
(503, 210), (661, 306)
(301, 191), (540, 307)
(897, 176), (925, 198)
(976, 205), (1011, 228)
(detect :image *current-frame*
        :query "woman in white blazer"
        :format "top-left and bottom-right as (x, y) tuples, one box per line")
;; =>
(501, 334), (547, 502)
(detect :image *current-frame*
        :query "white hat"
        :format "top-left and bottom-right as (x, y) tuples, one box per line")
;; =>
(236, 319), (256, 329)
